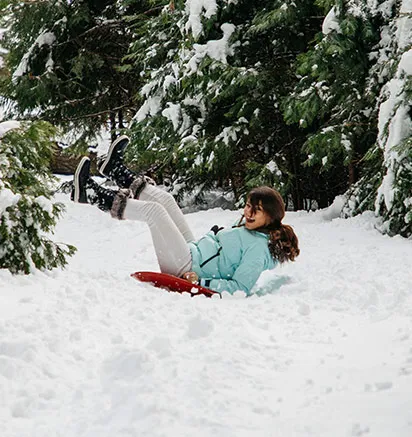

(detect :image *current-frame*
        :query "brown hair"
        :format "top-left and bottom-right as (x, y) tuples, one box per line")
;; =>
(246, 186), (300, 263)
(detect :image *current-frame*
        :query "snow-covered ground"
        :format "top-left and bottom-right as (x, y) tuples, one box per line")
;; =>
(1, 190), (412, 437)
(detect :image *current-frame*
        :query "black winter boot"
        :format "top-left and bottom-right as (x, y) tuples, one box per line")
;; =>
(98, 157), (152, 199)
(97, 135), (157, 195)
(71, 157), (117, 211)
(97, 135), (135, 187)
(85, 178), (117, 212)
(71, 157), (91, 203)
(100, 161), (138, 189)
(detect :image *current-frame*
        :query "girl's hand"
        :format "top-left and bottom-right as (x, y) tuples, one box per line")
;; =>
(182, 271), (199, 284)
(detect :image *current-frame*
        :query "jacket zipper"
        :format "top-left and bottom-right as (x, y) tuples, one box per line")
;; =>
(199, 247), (222, 268)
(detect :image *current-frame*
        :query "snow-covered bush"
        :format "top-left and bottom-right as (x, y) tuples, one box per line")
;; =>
(0, 0), (144, 142)
(126, 0), (322, 204)
(285, 0), (412, 237)
(0, 120), (75, 274)
(341, 0), (412, 237)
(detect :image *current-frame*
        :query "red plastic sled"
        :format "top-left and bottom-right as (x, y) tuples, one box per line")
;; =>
(131, 271), (221, 298)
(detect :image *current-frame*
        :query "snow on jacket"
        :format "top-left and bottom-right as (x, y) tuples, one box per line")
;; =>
(189, 226), (277, 295)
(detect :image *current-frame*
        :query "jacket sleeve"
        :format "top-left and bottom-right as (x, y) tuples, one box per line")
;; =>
(199, 251), (268, 295)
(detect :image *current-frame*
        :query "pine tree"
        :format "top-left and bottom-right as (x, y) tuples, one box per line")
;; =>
(283, 0), (382, 206)
(0, 121), (75, 274)
(370, 0), (412, 237)
(126, 0), (322, 205)
(284, 0), (412, 236)
(0, 0), (146, 145)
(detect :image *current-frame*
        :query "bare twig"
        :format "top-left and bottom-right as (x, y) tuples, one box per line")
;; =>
(65, 104), (132, 121)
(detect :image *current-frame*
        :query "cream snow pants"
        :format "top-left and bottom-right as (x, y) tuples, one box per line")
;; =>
(123, 184), (194, 277)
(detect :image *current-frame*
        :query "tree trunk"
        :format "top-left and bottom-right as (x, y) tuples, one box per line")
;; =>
(348, 160), (357, 185)
(118, 109), (124, 129)
(110, 112), (116, 141)
(317, 188), (329, 209)
(290, 146), (304, 211)
(50, 144), (98, 175)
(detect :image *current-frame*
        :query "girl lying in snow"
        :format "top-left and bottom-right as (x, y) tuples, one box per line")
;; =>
(71, 136), (300, 295)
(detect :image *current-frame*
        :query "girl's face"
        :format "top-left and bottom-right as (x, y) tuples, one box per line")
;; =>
(244, 200), (270, 230)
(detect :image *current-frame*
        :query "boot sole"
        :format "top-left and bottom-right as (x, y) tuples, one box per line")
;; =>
(98, 135), (130, 177)
(74, 156), (90, 203)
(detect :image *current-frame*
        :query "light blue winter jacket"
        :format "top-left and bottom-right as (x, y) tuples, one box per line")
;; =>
(189, 226), (277, 295)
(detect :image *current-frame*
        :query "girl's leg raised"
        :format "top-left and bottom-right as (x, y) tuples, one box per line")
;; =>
(138, 184), (195, 243)
(124, 199), (192, 277)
